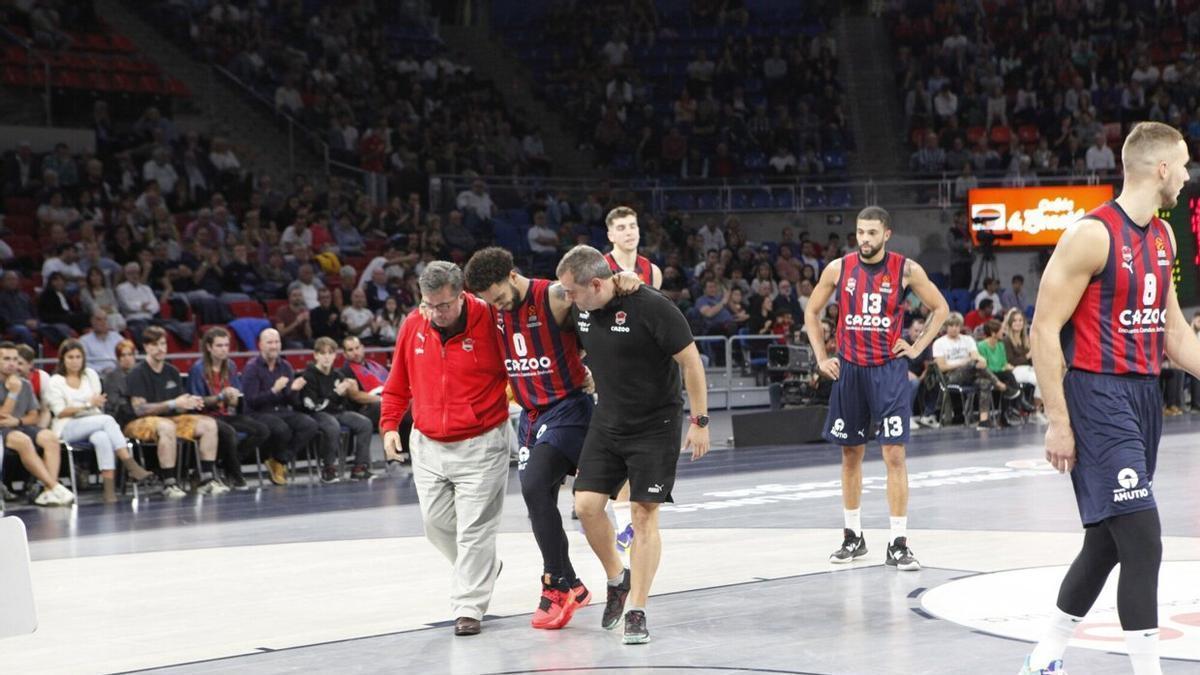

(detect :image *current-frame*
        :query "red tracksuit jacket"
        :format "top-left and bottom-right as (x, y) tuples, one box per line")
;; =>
(380, 293), (508, 442)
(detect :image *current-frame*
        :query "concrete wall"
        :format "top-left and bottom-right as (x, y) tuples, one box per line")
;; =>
(0, 126), (94, 154)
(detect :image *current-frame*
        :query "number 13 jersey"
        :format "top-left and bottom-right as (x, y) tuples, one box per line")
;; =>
(835, 251), (908, 367)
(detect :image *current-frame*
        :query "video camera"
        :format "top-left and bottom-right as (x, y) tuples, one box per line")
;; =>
(767, 343), (814, 375)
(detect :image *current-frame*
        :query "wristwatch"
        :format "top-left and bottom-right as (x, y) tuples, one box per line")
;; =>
(689, 414), (710, 428)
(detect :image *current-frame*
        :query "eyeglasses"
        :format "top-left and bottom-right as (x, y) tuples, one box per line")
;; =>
(420, 293), (462, 313)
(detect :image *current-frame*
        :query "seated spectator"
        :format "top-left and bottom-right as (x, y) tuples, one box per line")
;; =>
(455, 179), (497, 236)
(774, 280), (803, 322)
(1001, 308), (1044, 423)
(142, 147), (179, 194)
(186, 327), (271, 491)
(932, 313), (996, 429)
(332, 215), (365, 257)
(14, 344), (50, 405)
(976, 319), (1026, 417)
(311, 286), (344, 342)
(101, 340), (138, 426)
(80, 267), (127, 333)
(46, 340), (156, 502)
(37, 272), (87, 335)
(1000, 274), (1031, 314)
(977, 278), (1003, 309)
(1, 340), (75, 506)
(905, 318), (940, 428)
(300, 337), (374, 482)
(125, 327), (226, 498)
(115, 262), (162, 339)
(0, 271), (44, 348)
(275, 284), (313, 350)
(241, 328), (319, 486)
(339, 334), (386, 426)
(42, 243), (85, 288)
(965, 298), (995, 333)
(293, 264), (324, 309)
(362, 267), (392, 312)
(376, 296), (404, 345)
(80, 311), (123, 374)
(341, 288), (378, 343)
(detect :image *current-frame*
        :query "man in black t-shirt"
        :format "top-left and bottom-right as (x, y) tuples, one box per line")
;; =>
(555, 245), (711, 646)
(125, 326), (227, 498)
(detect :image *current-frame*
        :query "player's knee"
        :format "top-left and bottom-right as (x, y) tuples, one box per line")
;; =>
(573, 492), (608, 519)
(630, 502), (659, 529)
(881, 444), (906, 467)
(841, 445), (865, 464)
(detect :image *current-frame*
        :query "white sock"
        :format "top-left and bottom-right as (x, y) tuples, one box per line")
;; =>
(607, 570), (626, 586)
(890, 516), (907, 542)
(1028, 607), (1083, 669)
(843, 508), (861, 535)
(613, 500), (633, 532)
(1124, 629), (1162, 675)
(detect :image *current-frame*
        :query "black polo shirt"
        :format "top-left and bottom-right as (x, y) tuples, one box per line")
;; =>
(573, 286), (694, 434)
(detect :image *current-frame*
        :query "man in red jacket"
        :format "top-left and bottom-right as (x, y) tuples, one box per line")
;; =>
(380, 261), (511, 638)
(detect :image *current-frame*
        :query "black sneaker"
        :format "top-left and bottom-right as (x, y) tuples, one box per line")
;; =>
(602, 569), (631, 630)
(829, 528), (867, 564)
(350, 464), (373, 481)
(885, 537), (921, 571)
(320, 465), (341, 484)
(226, 473), (248, 491)
(622, 609), (650, 644)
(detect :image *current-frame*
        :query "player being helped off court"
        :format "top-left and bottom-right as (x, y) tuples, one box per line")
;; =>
(464, 247), (597, 630)
(805, 206), (949, 571)
(602, 206), (663, 555)
(1019, 122), (1198, 675)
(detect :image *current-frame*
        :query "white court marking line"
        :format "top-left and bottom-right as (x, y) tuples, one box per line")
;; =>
(3, 529), (1198, 673)
(921, 561), (1200, 660)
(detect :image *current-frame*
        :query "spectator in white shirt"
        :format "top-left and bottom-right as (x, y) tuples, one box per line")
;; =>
(294, 263), (324, 310)
(42, 243), (85, 286)
(527, 211), (560, 254)
(1085, 133), (1116, 171)
(601, 33), (629, 67)
(80, 310), (123, 373)
(698, 221), (726, 253)
(275, 75), (303, 114)
(142, 147), (178, 194)
(768, 146), (797, 175)
(974, 277), (1002, 309)
(931, 313), (996, 428)
(208, 136), (241, 173)
(456, 179), (497, 223)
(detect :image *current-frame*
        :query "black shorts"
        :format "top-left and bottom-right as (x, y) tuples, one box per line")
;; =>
(573, 414), (682, 503)
(0, 425), (43, 446)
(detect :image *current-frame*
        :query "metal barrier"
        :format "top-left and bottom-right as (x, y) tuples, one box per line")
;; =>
(433, 171), (1123, 214)
(29, 336), (805, 413)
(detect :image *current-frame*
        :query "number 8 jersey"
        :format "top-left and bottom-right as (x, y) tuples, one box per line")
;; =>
(496, 278), (589, 410)
(835, 251), (907, 367)
(1062, 201), (1174, 376)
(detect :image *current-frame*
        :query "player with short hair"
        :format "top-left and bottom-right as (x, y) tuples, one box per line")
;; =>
(805, 205), (949, 571)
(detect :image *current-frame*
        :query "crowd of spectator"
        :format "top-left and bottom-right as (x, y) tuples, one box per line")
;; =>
(894, 0), (1200, 189)
(145, 0), (550, 189)
(500, 0), (850, 178)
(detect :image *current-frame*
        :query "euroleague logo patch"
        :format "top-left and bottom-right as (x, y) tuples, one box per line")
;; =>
(611, 310), (630, 332)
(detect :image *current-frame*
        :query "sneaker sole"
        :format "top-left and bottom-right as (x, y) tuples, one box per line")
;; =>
(622, 633), (651, 644)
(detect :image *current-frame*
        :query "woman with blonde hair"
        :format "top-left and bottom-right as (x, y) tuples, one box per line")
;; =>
(1001, 308), (1046, 423)
(45, 339), (156, 502)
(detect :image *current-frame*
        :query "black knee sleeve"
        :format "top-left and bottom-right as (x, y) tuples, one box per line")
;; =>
(519, 443), (577, 580)
(1057, 521), (1120, 617)
(1108, 508), (1163, 631)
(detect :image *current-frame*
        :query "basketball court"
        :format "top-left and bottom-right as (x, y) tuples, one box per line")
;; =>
(3, 414), (1199, 674)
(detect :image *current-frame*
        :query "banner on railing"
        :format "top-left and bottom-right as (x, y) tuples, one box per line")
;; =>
(966, 185), (1114, 247)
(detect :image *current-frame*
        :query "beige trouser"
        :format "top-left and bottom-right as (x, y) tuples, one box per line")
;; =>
(410, 422), (512, 620)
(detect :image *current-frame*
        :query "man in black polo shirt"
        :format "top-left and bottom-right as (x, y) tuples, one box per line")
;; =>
(555, 244), (710, 645)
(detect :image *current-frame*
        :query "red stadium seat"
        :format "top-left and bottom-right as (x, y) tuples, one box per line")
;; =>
(1104, 122), (1123, 145)
(988, 125), (1012, 146)
(1017, 124), (1039, 144)
(909, 127), (927, 147)
(264, 299), (288, 317)
(85, 71), (113, 92)
(229, 301), (265, 318)
(165, 330), (193, 353)
(966, 126), (985, 145)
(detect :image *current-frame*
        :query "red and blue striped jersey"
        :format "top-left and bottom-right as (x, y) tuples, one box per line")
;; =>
(1063, 201), (1173, 376)
(496, 278), (588, 410)
(835, 251), (907, 366)
(605, 252), (654, 285)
